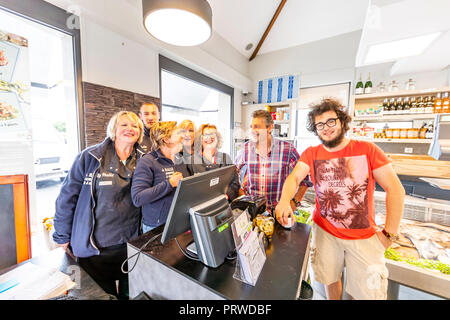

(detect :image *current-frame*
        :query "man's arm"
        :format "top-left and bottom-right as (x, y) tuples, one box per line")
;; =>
(275, 161), (310, 226)
(372, 163), (405, 248)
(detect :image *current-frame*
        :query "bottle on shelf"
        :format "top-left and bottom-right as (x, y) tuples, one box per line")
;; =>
(364, 73), (373, 94)
(434, 92), (443, 113)
(396, 97), (404, 115)
(355, 74), (364, 95)
(403, 97), (411, 114)
(417, 96), (425, 114)
(389, 98), (397, 114)
(426, 122), (434, 139)
(410, 96), (417, 114)
(382, 98), (389, 114)
(419, 122), (427, 139)
(425, 95), (435, 114)
(442, 92), (449, 114)
(382, 123), (389, 138)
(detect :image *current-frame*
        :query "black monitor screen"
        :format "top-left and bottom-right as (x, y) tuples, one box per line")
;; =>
(160, 165), (236, 244)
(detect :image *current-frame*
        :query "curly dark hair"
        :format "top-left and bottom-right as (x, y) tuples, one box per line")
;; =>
(306, 98), (352, 135)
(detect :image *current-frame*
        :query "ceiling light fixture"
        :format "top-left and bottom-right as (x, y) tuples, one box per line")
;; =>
(142, 0), (212, 46)
(363, 32), (441, 65)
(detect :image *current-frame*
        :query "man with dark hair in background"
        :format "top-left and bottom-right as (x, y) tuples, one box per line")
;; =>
(138, 102), (160, 153)
(235, 109), (311, 213)
(275, 98), (405, 300)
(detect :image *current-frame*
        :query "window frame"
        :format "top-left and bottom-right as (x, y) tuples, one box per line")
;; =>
(159, 55), (234, 154)
(0, 0), (85, 150)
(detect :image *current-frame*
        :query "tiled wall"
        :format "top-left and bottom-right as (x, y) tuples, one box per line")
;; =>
(82, 82), (160, 147)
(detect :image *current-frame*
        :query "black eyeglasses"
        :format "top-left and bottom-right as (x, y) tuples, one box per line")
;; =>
(314, 118), (338, 131)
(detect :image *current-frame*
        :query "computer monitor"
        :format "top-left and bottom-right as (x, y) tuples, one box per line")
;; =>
(161, 165), (236, 245)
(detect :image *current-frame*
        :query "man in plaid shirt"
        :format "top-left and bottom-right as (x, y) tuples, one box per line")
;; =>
(235, 110), (311, 212)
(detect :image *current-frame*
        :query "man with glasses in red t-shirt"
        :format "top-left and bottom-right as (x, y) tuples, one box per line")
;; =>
(275, 99), (405, 300)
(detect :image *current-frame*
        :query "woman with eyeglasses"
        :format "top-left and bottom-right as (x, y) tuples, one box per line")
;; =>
(188, 124), (240, 202)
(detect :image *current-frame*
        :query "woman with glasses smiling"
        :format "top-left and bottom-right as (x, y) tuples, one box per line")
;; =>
(188, 123), (241, 202)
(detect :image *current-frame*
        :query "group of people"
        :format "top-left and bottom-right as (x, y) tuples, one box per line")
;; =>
(53, 98), (405, 300)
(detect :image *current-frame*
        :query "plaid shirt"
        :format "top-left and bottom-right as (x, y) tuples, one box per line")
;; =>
(235, 138), (310, 211)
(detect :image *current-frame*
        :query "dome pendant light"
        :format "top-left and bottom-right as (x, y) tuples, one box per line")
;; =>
(142, 0), (212, 46)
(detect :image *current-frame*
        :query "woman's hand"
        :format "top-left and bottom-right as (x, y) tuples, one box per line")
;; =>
(169, 172), (183, 188)
(56, 242), (75, 259)
(56, 242), (70, 250)
(275, 200), (295, 227)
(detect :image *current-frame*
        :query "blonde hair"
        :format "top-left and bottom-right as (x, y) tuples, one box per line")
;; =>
(106, 111), (144, 144)
(150, 121), (178, 151)
(178, 119), (195, 131)
(195, 123), (223, 150)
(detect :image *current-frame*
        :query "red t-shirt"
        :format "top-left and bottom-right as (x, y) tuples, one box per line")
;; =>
(299, 140), (391, 240)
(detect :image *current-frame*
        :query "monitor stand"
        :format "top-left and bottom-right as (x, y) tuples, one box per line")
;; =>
(186, 241), (198, 257)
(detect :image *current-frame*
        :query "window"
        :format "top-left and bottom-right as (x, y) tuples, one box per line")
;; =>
(159, 55), (234, 156)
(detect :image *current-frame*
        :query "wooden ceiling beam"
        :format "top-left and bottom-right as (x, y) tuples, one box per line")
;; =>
(249, 0), (287, 61)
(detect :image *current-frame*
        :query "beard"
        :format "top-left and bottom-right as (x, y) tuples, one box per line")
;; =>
(318, 126), (346, 148)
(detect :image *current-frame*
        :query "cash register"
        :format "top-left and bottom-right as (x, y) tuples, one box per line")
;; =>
(161, 165), (237, 268)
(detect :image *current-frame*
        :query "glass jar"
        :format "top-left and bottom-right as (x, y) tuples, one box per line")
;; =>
(405, 78), (416, 91)
(408, 128), (419, 139)
(400, 128), (408, 139)
(392, 128), (400, 139)
(385, 128), (393, 139)
(389, 80), (399, 92)
(376, 82), (386, 93)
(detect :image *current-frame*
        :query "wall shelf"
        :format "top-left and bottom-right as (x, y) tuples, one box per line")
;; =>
(354, 138), (431, 144)
(353, 86), (450, 101)
(349, 87), (449, 179)
(274, 120), (290, 124)
(353, 114), (437, 122)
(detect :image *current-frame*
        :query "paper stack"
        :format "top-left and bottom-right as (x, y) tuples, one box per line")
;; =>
(0, 262), (76, 300)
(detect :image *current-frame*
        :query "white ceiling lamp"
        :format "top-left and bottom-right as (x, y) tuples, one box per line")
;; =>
(142, 0), (212, 46)
(363, 32), (442, 65)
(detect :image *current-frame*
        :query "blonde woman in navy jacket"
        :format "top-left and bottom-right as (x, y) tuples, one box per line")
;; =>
(53, 111), (144, 300)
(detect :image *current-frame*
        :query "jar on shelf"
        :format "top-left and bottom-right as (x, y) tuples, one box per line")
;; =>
(392, 128), (400, 139)
(400, 128), (408, 139)
(388, 80), (399, 92)
(385, 128), (393, 139)
(376, 82), (386, 93)
(408, 128), (419, 139)
(405, 78), (416, 91)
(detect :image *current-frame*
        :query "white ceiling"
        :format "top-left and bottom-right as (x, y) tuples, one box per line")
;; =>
(209, 0), (369, 57)
(356, 0), (450, 75)
(41, 0), (450, 78)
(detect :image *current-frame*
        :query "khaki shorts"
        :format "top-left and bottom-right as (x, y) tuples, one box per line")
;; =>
(309, 222), (389, 300)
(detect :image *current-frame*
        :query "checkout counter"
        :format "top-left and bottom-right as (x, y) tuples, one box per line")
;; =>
(126, 165), (312, 300)
(127, 221), (311, 300)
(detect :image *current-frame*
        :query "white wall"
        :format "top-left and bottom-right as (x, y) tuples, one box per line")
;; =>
(80, 18), (160, 97)
(78, 16), (250, 123)
(248, 30), (362, 93)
